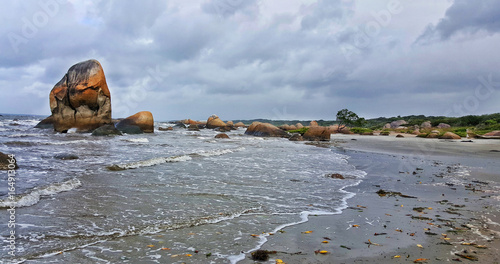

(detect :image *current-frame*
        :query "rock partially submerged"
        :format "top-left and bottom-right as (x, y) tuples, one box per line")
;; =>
(215, 133), (230, 139)
(206, 115), (226, 129)
(54, 153), (79, 160)
(49, 59), (112, 132)
(245, 122), (288, 137)
(116, 111), (154, 134)
(91, 124), (122, 136)
(234, 122), (246, 128)
(187, 124), (200, 131)
(35, 116), (54, 129)
(0, 152), (18, 170)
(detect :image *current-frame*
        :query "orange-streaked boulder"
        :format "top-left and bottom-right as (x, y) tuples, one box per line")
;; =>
(234, 122), (246, 127)
(303, 126), (331, 141)
(206, 115), (226, 129)
(49, 59), (111, 132)
(116, 111), (154, 133)
(439, 132), (461, 140)
(310, 121), (319, 127)
(245, 122), (288, 137)
(483, 130), (500, 137)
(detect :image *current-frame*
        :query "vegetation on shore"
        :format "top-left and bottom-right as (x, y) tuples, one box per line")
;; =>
(234, 113), (500, 136)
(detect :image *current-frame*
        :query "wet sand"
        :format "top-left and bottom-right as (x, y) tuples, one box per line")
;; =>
(241, 135), (500, 264)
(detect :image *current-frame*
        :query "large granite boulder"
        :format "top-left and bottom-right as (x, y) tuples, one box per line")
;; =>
(439, 132), (461, 139)
(116, 111), (154, 134)
(303, 126), (331, 141)
(390, 120), (407, 129)
(296, 123), (304, 129)
(421, 121), (432, 128)
(206, 115), (226, 129)
(437, 123), (451, 129)
(245, 122), (288, 137)
(234, 122), (246, 128)
(309, 121), (319, 127)
(383, 123), (391, 129)
(483, 130), (500, 137)
(49, 59), (111, 132)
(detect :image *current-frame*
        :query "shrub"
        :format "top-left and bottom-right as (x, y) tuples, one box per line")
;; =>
(288, 127), (309, 135)
(451, 127), (468, 137)
(350, 127), (373, 134)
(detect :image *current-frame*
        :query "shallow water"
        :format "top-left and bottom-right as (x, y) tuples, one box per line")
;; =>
(0, 115), (365, 263)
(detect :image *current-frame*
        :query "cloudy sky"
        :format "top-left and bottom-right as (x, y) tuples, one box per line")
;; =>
(1, 0), (499, 121)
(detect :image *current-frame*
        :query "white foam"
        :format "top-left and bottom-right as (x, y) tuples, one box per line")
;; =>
(195, 147), (245, 157)
(0, 178), (82, 208)
(110, 155), (192, 170)
(125, 138), (149, 143)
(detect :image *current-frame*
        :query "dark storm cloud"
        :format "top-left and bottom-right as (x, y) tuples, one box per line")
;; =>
(416, 0), (500, 44)
(0, 1), (499, 120)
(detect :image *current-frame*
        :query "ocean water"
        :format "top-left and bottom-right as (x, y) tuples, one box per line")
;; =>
(0, 115), (366, 263)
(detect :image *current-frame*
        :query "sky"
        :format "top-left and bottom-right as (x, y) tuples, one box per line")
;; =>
(1, 0), (499, 121)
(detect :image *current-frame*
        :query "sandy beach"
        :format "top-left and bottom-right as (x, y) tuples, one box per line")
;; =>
(241, 135), (500, 264)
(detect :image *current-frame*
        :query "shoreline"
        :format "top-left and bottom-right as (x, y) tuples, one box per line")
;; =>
(241, 135), (500, 263)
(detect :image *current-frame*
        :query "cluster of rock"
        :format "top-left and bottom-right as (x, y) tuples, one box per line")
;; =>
(35, 60), (154, 135)
(244, 121), (332, 141)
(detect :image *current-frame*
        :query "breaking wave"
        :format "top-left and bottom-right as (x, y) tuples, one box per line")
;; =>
(0, 178), (82, 208)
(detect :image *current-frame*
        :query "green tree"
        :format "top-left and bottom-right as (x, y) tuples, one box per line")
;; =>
(336, 109), (364, 132)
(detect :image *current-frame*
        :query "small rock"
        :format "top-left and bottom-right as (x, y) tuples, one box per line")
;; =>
(35, 116), (54, 129)
(187, 124), (200, 131)
(54, 154), (79, 160)
(289, 133), (304, 141)
(158, 127), (173, 131)
(0, 152), (19, 170)
(215, 133), (230, 139)
(327, 173), (345, 179)
(92, 124), (122, 136)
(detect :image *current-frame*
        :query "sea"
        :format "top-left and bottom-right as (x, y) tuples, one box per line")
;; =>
(0, 114), (366, 263)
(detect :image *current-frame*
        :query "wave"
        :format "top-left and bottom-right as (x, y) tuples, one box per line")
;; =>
(0, 178), (82, 209)
(124, 138), (149, 143)
(107, 155), (192, 171)
(191, 147), (245, 157)
(107, 147), (245, 171)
